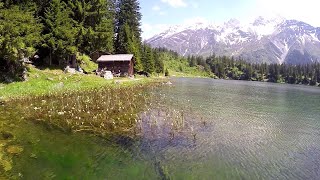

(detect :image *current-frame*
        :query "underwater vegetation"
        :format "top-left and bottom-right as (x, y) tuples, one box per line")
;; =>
(0, 80), (206, 178)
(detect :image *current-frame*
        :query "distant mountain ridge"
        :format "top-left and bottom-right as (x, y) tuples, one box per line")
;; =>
(146, 17), (320, 64)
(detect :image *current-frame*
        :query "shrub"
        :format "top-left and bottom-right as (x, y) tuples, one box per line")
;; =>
(77, 53), (98, 74)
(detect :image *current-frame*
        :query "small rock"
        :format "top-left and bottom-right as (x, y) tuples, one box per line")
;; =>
(103, 71), (114, 80)
(57, 112), (65, 115)
(7, 145), (23, 155)
(64, 66), (76, 74)
(47, 77), (54, 81)
(166, 81), (173, 85)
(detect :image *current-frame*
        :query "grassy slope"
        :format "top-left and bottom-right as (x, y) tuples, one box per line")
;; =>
(160, 53), (211, 77)
(0, 52), (209, 100)
(0, 66), (164, 100)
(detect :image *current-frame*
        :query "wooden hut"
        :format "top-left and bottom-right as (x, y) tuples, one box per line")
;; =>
(97, 54), (134, 76)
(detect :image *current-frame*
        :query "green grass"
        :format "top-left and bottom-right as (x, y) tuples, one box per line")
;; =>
(0, 66), (165, 101)
(160, 52), (213, 78)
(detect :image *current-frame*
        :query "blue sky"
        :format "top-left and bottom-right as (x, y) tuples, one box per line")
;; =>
(140, 0), (320, 39)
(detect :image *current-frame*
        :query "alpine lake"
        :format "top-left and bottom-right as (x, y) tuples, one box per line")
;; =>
(1, 78), (320, 179)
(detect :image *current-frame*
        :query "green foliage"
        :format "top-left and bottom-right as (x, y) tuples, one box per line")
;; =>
(0, 0), (157, 81)
(42, 0), (78, 65)
(0, 5), (42, 61)
(69, 0), (115, 54)
(155, 48), (211, 77)
(115, 0), (142, 41)
(142, 44), (155, 74)
(205, 54), (320, 86)
(0, 5), (42, 81)
(76, 53), (97, 74)
(154, 51), (164, 74)
(115, 0), (143, 71)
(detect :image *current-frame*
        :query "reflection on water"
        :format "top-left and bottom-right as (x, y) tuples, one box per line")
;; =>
(1, 78), (320, 179)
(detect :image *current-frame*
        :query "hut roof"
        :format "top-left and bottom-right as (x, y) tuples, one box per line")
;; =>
(97, 54), (134, 62)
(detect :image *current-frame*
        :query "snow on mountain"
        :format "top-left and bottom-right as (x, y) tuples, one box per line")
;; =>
(146, 16), (320, 64)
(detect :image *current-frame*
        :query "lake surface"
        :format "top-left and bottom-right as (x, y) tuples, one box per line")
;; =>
(1, 78), (320, 179)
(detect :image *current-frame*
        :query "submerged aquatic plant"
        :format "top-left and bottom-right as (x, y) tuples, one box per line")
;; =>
(5, 82), (162, 138)
(5, 78), (206, 145)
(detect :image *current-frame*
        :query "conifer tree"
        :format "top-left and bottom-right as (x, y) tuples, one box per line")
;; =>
(115, 0), (142, 71)
(67, 0), (115, 54)
(142, 44), (155, 74)
(0, 4), (42, 80)
(154, 51), (164, 74)
(42, 0), (78, 65)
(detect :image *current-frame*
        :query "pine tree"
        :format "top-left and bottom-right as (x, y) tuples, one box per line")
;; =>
(42, 0), (78, 65)
(94, 16), (114, 53)
(142, 45), (154, 74)
(115, 0), (142, 71)
(0, 4), (42, 80)
(67, 0), (115, 54)
(154, 50), (164, 74)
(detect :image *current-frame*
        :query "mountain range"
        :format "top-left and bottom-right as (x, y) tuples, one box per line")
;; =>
(146, 16), (320, 64)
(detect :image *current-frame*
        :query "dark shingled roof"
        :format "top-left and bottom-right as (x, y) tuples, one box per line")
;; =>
(97, 54), (134, 62)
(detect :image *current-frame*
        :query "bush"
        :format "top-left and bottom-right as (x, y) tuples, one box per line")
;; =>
(77, 53), (98, 74)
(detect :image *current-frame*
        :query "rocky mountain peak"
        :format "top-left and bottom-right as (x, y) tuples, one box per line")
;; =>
(146, 17), (320, 64)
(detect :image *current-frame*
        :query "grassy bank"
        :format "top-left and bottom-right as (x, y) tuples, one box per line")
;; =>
(0, 66), (166, 101)
(160, 51), (214, 78)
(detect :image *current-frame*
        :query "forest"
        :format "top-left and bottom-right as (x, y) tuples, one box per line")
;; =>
(187, 54), (320, 86)
(0, 0), (164, 81)
(0, 0), (319, 87)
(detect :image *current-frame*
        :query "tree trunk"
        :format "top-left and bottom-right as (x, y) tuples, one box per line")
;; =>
(49, 49), (52, 66)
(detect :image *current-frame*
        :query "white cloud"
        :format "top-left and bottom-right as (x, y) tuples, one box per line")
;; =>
(254, 0), (320, 26)
(151, 5), (167, 16)
(159, 11), (168, 16)
(161, 0), (188, 8)
(142, 23), (170, 40)
(183, 17), (209, 24)
(152, 5), (161, 11)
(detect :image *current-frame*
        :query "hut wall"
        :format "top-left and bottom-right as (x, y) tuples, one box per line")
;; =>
(98, 61), (132, 76)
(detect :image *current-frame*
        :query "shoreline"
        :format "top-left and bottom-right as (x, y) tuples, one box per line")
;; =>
(171, 76), (320, 87)
(0, 66), (167, 102)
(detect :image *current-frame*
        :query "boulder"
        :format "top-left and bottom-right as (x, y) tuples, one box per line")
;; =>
(47, 77), (54, 81)
(103, 71), (113, 80)
(64, 66), (76, 74)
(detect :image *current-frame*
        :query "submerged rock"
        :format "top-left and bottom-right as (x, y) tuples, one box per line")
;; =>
(1, 131), (14, 140)
(30, 153), (37, 159)
(6, 145), (23, 155)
